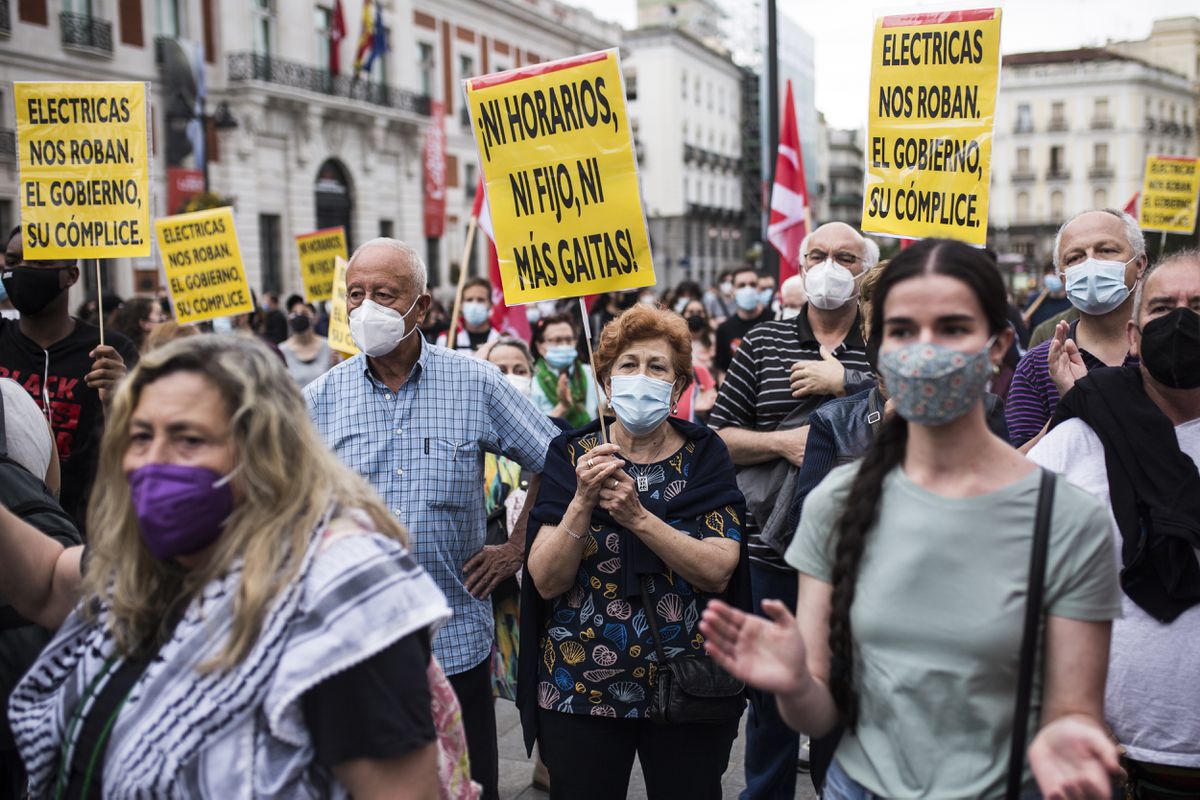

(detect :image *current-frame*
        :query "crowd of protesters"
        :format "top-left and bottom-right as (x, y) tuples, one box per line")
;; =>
(0, 209), (1197, 800)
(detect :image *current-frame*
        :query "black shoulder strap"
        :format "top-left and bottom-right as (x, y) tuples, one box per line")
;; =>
(0, 383), (8, 459)
(1006, 468), (1056, 799)
(639, 576), (671, 667)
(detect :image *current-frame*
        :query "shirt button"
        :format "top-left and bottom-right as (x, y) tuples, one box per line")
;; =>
(396, 468), (404, 476)
(384, 393), (393, 401)
(395, 428), (403, 435)
(393, 508), (402, 516)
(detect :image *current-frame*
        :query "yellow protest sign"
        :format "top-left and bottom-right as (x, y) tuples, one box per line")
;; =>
(465, 49), (655, 304)
(14, 81), (151, 259)
(861, 8), (1002, 245)
(327, 255), (359, 356)
(1139, 155), (1199, 234)
(295, 226), (348, 303)
(155, 207), (255, 324)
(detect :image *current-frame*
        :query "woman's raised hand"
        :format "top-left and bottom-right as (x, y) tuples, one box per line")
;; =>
(574, 443), (624, 508)
(700, 598), (810, 697)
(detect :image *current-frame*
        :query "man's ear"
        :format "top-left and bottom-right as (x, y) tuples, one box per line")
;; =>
(1127, 318), (1141, 361)
(62, 265), (80, 289)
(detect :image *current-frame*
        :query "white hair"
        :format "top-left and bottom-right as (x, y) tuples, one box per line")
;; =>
(1052, 209), (1146, 271)
(347, 237), (428, 293)
(799, 224), (880, 270)
(780, 274), (806, 300)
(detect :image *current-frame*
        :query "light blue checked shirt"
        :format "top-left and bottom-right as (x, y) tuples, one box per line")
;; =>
(305, 339), (557, 675)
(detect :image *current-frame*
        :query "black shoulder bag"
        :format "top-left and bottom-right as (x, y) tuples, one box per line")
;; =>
(639, 577), (745, 725)
(1006, 469), (1056, 799)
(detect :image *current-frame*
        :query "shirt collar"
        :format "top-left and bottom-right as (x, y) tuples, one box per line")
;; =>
(360, 336), (428, 389)
(796, 304), (866, 349)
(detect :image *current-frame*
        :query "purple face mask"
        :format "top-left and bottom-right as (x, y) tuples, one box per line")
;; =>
(128, 463), (235, 560)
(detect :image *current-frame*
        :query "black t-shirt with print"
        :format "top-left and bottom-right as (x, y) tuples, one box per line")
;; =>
(0, 319), (138, 536)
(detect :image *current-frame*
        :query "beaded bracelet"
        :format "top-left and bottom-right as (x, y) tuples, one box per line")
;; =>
(563, 525), (583, 541)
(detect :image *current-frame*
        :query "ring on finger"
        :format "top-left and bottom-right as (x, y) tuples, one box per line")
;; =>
(587, 458), (594, 469)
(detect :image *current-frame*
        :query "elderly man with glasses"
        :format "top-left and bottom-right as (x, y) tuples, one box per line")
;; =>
(708, 220), (878, 799)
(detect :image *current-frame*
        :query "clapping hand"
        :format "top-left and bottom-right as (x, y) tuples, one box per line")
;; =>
(1048, 321), (1087, 398)
(701, 598), (810, 697)
(574, 443), (624, 508)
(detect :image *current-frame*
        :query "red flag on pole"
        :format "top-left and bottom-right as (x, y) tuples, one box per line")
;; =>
(1123, 192), (1139, 217)
(767, 81), (811, 284)
(472, 176), (531, 340)
(329, 0), (345, 76)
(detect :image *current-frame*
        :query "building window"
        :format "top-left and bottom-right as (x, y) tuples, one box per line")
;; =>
(252, 0), (273, 56)
(315, 6), (332, 73)
(1050, 190), (1064, 219)
(1015, 103), (1032, 132)
(460, 54), (474, 82)
(379, 219), (394, 238)
(1016, 147), (1030, 173)
(681, 70), (687, 99)
(694, 78), (700, 104)
(1049, 101), (1066, 131)
(1093, 98), (1109, 125)
(157, 0), (182, 37)
(1093, 188), (1108, 208)
(63, 0), (95, 15)
(1093, 142), (1108, 168)
(259, 213), (282, 294)
(418, 42), (435, 97)
(465, 162), (477, 197)
(1049, 145), (1065, 177)
(1016, 191), (1030, 222)
(372, 26), (390, 86)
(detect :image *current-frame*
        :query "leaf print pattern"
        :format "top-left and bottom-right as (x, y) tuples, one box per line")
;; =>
(535, 440), (742, 718)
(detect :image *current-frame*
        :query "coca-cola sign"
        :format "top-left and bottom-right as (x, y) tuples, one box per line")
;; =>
(423, 101), (447, 238)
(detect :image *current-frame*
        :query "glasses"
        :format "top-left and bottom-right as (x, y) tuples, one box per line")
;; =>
(803, 249), (866, 268)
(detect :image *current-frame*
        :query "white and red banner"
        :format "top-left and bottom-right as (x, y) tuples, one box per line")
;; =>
(767, 80), (811, 283)
(423, 101), (447, 238)
(472, 177), (531, 340)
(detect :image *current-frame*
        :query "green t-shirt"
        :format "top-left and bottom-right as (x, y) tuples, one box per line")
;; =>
(786, 463), (1121, 799)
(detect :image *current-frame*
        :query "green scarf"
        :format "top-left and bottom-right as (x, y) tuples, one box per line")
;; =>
(535, 358), (591, 428)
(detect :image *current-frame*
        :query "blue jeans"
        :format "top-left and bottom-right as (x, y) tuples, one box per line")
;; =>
(824, 759), (877, 800)
(741, 563), (800, 800)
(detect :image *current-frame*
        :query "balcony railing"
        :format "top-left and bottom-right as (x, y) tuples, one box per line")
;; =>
(61, 11), (113, 54)
(1047, 118), (1068, 132)
(1088, 165), (1114, 180)
(0, 0), (11, 37)
(1013, 121), (1034, 134)
(0, 128), (14, 162)
(1046, 169), (1071, 181)
(226, 52), (430, 116)
(1090, 117), (1113, 130)
(1011, 170), (1036, 183)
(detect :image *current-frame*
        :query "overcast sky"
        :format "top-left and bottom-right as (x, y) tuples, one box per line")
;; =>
(568, 0), (1199, 129)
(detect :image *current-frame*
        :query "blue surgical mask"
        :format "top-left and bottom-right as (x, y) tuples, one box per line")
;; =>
(758, 288), (774, 307)
(545, 344), (577, 370)
(609, 374), (674, 436)
(1063, 256), (1134, 315)
(1043, 274), (1064, 293)
(734, 285), (760, 312)
(462, 301), (490, 328)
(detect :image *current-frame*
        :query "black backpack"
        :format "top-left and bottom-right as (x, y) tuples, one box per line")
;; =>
(0, 386), (82, 751)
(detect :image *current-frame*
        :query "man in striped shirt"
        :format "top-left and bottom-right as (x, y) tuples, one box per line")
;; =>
(709, 221), (876, 800)
(1006, 209), (1145, 450)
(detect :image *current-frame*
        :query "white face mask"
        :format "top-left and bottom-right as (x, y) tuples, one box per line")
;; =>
(505, 373), (533, 398)
(804, 259), (860, 310)
(720, 281), (733, 296)
(349, 297), (419, 357)
(780, 307), (802, 321)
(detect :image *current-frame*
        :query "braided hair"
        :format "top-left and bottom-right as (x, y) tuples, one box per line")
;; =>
(827, 238), (1009, 729)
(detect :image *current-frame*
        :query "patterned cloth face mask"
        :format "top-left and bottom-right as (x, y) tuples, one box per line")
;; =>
(879, 335), (997, 426)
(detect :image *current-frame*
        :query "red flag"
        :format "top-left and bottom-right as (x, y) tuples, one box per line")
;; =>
(423, 102), (447, 238)
(329, 0), (345, 76)
(767, 81), (810, 283)
(1123, 192), (1139, 217)
(472, 176), (531, 340)
(899, 238), (916, 250)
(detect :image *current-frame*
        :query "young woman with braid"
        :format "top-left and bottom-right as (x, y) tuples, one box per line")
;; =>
(701, 239), (1125, 799)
